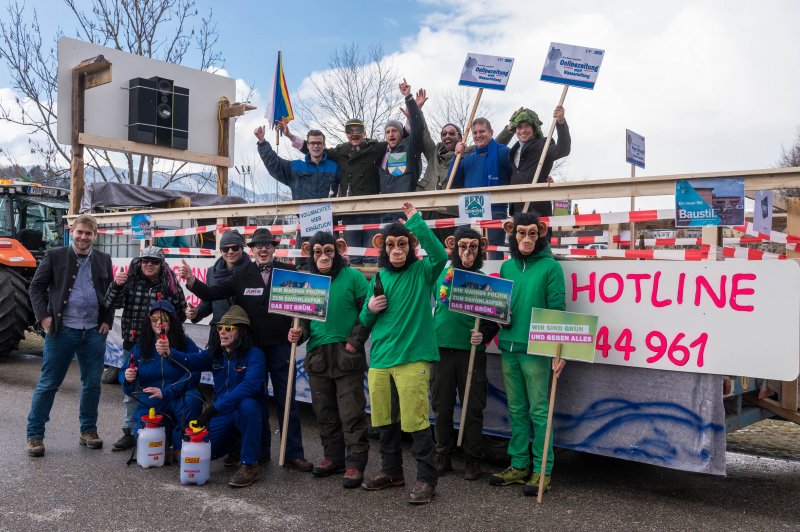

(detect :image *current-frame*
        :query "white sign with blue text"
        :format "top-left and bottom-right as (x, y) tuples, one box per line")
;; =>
(299, 202), (333, 237)
(458, 53), (515, 91)
(540, 42), (605, 90)
(625, 129), (645, 169)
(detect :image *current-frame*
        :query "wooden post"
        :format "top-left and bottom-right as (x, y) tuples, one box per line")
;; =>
(537, 343), (562, 504)
(217, 98), (230, 196)
(522, 85), (569, 213)
(445, 88), (484, 190)
(457, 317), (481, 447)
(701, 226), (723, 261)
(629, 164), (636, 249)
(782, 197), (800, 411)
(279, 316), (301, 466)
(607, 223), (620, 250)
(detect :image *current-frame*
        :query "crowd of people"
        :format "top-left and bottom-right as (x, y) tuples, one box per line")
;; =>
(23, 78), (571, 505)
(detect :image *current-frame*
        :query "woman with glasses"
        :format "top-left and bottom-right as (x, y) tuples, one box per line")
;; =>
(170, 305), (267, 488)
(121, 300), (202, 462)
(105, 245), (188, 452)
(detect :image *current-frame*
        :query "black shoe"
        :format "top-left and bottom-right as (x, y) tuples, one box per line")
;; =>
(229, 463), (261, 488)
(408, 481), (436, 504)
(312, 459), (346, 478)
(361, 471), (405, 491)
(343, 468), (363, 489)
(464, 460), (483, 481)
(434, 453), (452, 476)
(111, 429), (136, 452)
(223, 451), (240, 468)
(284, 457), (313, 472)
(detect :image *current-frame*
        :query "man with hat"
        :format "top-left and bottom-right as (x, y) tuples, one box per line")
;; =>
(105, 244), (187, 452)
(178, 228), (314, 472)
(496, 105), (571, 218)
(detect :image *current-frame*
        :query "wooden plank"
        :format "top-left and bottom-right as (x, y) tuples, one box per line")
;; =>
(69, 69), (84, 215)
(217, 98), (231, 195)
(219, 103), (256, 118)
(749, 398), (800, 423)
(84, 67), (112, 90)
(78, 132), (231, 167)
(780, 195), (800, 411)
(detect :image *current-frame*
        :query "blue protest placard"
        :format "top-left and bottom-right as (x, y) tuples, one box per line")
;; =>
(131, 213), (152, 241)
(448, 269), (513, 324)
(625, 129), (645, 169)
(269, 268), (331, 322)
(540, 42), (605, 90)
(675, 178), (744, 227)
(458, 53), (515, 91)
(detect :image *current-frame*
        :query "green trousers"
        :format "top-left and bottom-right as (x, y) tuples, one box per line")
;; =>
(500, 350), (554, 475)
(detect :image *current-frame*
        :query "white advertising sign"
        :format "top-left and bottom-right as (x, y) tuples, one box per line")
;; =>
(299, 202), (333, 237)
(112, 257), (214, 312)
(540, 42), (605, 90)
(753, 190), (774, 235)
(625, 129), (645, 169)
(458, 53), (515, 91)
(458, 193), (493, 220)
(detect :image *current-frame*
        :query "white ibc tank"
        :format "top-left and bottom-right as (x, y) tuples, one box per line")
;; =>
(180, 421), (211, 486)
(137, 409), (166, 468)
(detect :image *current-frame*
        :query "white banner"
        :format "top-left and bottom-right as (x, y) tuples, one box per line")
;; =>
(299, 202), (333, 237)
(753, 190), (774, 235)
(540, 42), (605, 90)
(458, 53), (515, 91)
(625, 129), (645, 169)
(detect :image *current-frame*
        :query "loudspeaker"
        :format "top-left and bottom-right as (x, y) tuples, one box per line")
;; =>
(127, 76), (190, 150)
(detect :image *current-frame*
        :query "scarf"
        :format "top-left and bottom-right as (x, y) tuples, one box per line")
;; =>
(475, 139), (500, 187)
(212, 253), (251, 282)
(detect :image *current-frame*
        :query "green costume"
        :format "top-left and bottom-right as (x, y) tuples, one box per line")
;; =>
(498, 244), (565, 475)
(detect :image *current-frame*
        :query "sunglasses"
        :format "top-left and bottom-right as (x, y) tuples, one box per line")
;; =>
(345, 126), (365, 135)
(141, 258), (162, 265)
(250, 243), (275, 250)
(150, 315), (170, 323)
(216, 324), (238, 332)
(221, 245), (242, 253)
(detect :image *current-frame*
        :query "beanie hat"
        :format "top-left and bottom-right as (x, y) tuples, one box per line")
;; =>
(218, 305), (250, 327)
(510, 108), (543, 138)
(385, 120), (403, 133)
(220, 230), (244, 248)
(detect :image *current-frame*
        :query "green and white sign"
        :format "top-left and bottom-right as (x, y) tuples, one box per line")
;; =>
(528, 308), (598, 362)
(458, 193), (492, 220)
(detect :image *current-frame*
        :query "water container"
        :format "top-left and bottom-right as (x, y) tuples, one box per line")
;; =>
(136, 408), (166, 468)
(180, 421), (211, 486)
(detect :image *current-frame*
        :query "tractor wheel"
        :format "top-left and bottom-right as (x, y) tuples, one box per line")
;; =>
(0, 267), (34, 357)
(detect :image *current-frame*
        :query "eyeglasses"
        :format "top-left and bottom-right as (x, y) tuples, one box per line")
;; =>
(221, 245), (242, 253)
(141, 258), (162, 265)
(251, 243), (274, 250)
(307, 141), (324, 147)
(150, 315), (170, 323)
(216, 324), (238, 332)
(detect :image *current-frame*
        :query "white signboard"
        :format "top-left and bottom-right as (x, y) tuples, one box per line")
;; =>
(458, 53), (515, 91)
(57, 37), (236, 161)
(753, 190), (774, 235)
(299, 202), (334, 237)
(540, 42), (605, 90)
(112, 257), (214, 312)
(458, 193), (493, 220)
(625, 129), (645, 169)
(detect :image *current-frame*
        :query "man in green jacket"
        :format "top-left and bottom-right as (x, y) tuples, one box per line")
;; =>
(488, 211), (566, 497)
(359, 201), (447, 504)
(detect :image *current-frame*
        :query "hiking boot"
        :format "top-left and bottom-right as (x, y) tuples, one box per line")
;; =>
(111, 429), (136, 452)
(361, 471), (406, 491)
(488, 465), (530, 486)
(223, 451), (240, 467)
(342, 468), (363, 489)
(229, 463), (261, 488)
(522, 472), (551, 497)
(408, 481), (436, 504)
(79, 432), (103, 449)
(463, 460), (483, 481)
(27, 438), (45, 457)
(285, 457), (313, 472)
(434, 452), (452, 476)
(312, 458), (346, 478)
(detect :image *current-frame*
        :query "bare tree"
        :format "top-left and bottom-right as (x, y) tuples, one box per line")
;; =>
(424, 87), (495, 140)
(295, 43), (403, 145)
(778, 126), (800, 168)
(0, 0), (223, 187)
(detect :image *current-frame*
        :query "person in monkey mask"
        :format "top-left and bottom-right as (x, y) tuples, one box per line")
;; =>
(359, 201), (448, 504)
(431, 227), (500, 481)
(287, 232), (371, 489)
(488, 212), (566, 497)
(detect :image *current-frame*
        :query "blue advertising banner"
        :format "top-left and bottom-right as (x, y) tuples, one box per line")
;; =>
(131, 213), (152, 241)
(675, 178), (744, 227)
(540, 42), (605, 90)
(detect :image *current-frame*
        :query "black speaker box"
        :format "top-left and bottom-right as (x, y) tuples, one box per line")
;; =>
(127, 76), (190, 150)
(128, 77), (157, 144)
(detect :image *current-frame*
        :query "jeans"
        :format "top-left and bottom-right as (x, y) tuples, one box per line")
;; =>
(342, 214), (380, 265)
(27, 326), (108, 439)
(209, 397), (263, 465)
(133, 390), (203, 450)
(261, 343), (305, 461)
(379, 423), (437, 485)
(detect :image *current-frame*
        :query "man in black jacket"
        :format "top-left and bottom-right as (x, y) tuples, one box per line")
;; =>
(178, 228), (313, 472)
(26, 214), (114, 457)
(496, 106), (571, 218)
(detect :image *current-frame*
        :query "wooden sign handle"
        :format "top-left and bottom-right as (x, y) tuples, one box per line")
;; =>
(537, 343), (562, 504)
(457, 317), (481, 447)
(278, 316), (300, 466)
(445, 88), (484, 190)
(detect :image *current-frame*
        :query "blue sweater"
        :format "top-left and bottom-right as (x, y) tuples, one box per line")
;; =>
(258, 141), (340, 200)
(447, 142), (512, 213)
(121, 337), (202, 405)
(172, 346), (266, 415)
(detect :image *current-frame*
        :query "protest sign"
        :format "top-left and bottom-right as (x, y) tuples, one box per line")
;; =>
(458, 193), (493, 221)
(553, 200), (571, 216)
(753, 190), (774, 235)
(540, 42), (605, 90)
(675, 178), (744, 227)
(528, 309), (599, 362)
(131, 213), (152, 241)
(269, 268), (331, 322)
(448, 269), (512, 324)
(299, 202), (333, 237)
(625, 129), (645, 169)
(458, 53), (515, 91)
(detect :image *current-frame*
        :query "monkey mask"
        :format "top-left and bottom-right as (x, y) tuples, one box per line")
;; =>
(503, 212), (549, 260)
(301, 231), (348, 277)
(372, 222), (418, 271)
(445, 226), (487, 271)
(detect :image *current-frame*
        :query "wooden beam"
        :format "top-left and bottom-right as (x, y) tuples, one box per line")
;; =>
(217, 98), (231, 195)
(781, 196), (800, 411)
(79, 132), (231, 167)
(69, 68), (85, 215)
(219, 103), (257, 119)
(747, 397), (800, 423)
(70, 166), (800, 225)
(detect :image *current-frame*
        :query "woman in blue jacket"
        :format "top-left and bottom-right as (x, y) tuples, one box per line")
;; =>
(171, 305), (267, 488)
(121, 300), (203, 461)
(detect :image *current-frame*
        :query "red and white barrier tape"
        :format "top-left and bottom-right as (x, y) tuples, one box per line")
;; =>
(721, 246), (785, 260)
(733, 220), (800, 252)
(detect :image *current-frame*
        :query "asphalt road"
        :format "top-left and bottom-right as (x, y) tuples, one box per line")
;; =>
(1, 351), (799, 532)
